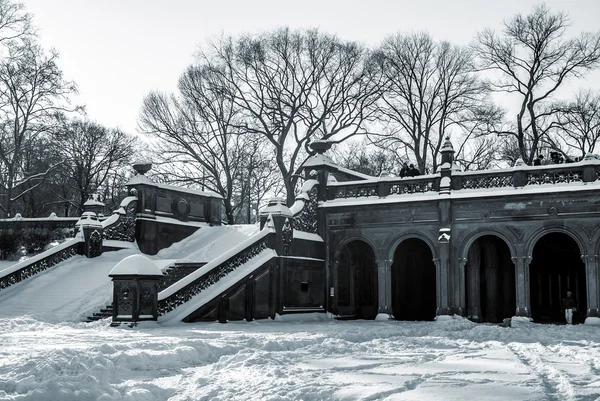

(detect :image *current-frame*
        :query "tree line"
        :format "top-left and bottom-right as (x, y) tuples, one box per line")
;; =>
(2, 2), (600, 224)
(0, 0), (136, 218)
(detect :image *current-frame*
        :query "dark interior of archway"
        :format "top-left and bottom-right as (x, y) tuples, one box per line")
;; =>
(465, 236), (515, 323)
(338, 241), (378, 319)
(392, 238), (436, 321)
(530, 233), (587, 324)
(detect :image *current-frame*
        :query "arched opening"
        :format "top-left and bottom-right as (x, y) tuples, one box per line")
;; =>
(529, 232), (586, 324)
(337, 240), (378, 319)
(465, 235), (515, 323)
(391, 238), (436, 321)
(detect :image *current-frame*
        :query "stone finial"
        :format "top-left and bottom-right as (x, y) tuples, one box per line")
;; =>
(132, 162), (152, 176)
(309, 140), (333, 155)
(440, 136), (455, 165)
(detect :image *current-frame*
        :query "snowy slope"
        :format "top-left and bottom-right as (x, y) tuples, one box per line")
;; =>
(0, 249), (137, 322)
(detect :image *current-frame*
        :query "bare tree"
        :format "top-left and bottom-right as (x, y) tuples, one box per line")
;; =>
(52, 120), (136, 214)
(205, 28), (382, 205)
(546, 90), (600, 159)
(475, 4), (600, 164)
(371, 32), (495, 174)
(0, 39), (78, 217)
(140, 65), (271, 224)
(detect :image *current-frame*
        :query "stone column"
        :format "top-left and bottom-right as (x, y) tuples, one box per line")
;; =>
(582, 254), (600, 319)
(513, 255), (531, 317)
(376, 256), (391, 316)
(109, 254), (163, 326)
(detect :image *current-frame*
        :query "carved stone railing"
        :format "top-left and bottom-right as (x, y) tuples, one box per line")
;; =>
(292, 182), (319, 234)
(102, 196), (137, 242)
(525, 166), (584, 186)
(325, 161), (600, 201)
(456, 170), (514, 190)
(157, 229), (272, 316)
(385, 176), (437, 195)
(0, 237), (81, 291)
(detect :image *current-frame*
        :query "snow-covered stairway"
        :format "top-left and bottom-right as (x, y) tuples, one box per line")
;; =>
(151, 179), (324, 324)
(157, 227), (277, 324)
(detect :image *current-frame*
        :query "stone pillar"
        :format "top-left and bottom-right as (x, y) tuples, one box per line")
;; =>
(513, 255), (531, 317)
(109, 254), (163, 326)
(376, 256), (391, 316)
(83, 193), (106, 217)
(76, 212), (103, 258)
(582, 254), (600, 320)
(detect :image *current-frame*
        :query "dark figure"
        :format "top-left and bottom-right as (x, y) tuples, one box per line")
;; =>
(533, 155), (544, 166)
(550, 151), (562, 164)
(399, 162), (409, 178)
(408, 164), (420, 177)
(561, 291), (577, 324)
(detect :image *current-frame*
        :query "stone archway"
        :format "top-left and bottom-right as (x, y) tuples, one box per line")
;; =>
(391, 238), (436, 321)
(337, 240), (378, 319)
(529, 232), (587, 323)
(465, 235), (515, 323)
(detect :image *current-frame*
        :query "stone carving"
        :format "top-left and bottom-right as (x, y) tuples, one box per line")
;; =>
(118, 283), (134, 314)
(337, 184), (377, 198)
(104, 199), (137, 242)
(89, 230), (103, 257)
(0, 242), (79, 291)
(506, 226), (525, 242)
(139, 284), (154, 314)
(462, 174), (513, 189)
(281, 218), (293, 255)
(157, 235), (269, 316)
(548, 207), (558, 217)
(577, 224), (599, 241)
(293, 186), (318, 233)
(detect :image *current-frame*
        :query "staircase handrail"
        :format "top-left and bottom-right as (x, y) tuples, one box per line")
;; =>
(0, 236), (82, 291)
(102, 196), (137, 242)
(157, 227), (273, 315)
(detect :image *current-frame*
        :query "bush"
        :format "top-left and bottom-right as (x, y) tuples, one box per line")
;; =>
(0, 229), (20, 260)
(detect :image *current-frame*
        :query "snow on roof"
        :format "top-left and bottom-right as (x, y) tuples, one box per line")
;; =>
(127, 176), (222, 199)
(109, 254), (163, 276)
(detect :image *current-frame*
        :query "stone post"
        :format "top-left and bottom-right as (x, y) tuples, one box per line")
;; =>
(83, 193), (106, 217)
(436, 137), (454, 316)
(109, 254), (163, 326)
(582, 254), (600, 321)
(76, 212), (103, 258)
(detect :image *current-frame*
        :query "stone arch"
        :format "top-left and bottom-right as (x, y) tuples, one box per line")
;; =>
(387, 231), (439, 263)
(524, 225), (588, 260)
(333, 234), (379, 262)
(459, 227), (518, 263)
(334, 237), (379, 320)
(389, 232), (437, 321)
(527, 227), (587, 323)
(461, 232), (516, 323)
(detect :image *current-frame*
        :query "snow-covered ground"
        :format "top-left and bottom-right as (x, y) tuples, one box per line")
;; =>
(0, 316), (599, 401)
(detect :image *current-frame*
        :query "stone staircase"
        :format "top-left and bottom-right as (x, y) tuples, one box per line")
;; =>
(86, 304), (114, 322)
(85, 262), (207, 322)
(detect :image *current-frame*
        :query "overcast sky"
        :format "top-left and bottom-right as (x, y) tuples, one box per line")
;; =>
(18, 0), (600, 135)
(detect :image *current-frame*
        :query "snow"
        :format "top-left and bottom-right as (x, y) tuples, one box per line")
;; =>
(0, 224), (260, 323)
(0, 317), (599, 400)
(0, 249), (138, 322)
(110, 255), (163, 276)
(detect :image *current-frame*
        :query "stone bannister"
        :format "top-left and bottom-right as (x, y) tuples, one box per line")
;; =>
(0, 237), (82, 291)
(324, 155), (600, 202)
(156, 227), (274, 318)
